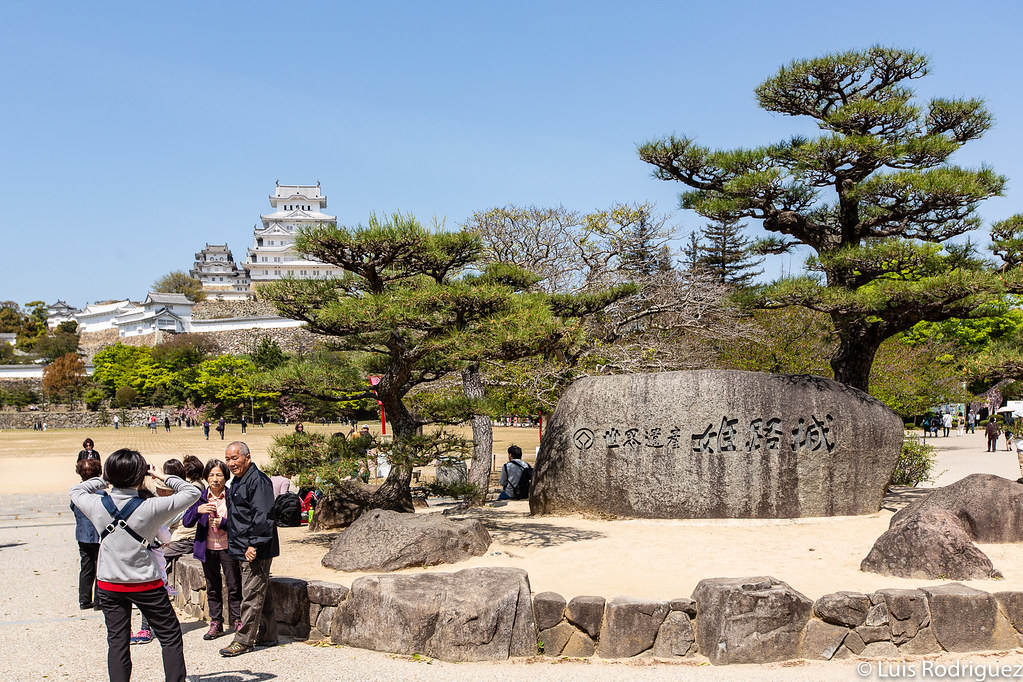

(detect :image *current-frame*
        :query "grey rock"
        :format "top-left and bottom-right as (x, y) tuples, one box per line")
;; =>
(832, 644), (854, 659)
(270, 577), (310, 625)
(331, 567), (535, 662)
(860, 641), (900, 658)
(668, 598), (698, 616)
(279, 622), (310, 639)
(899, 626), (942, 654)
(890, 473), (1023, 542)
(561, 630), (596, 657)
(800, 620), (847, 660)
(854, 625), (891, 644)
(307, 580), (349, 606)
(322, 509), (491, 572)
(596, 597), (669, 658)
(995, 592), (1023, 634)
(875, 589), (929, 644)
(650, 611), (696, 658)
(843, 630), (865, 655)
(921, 583), (1002, 652)
(566, 595), (605, 640)
(530, 370), (903, 519)
(861, 509), (997, 580)
(533, 592), (567, 630)
(691, 576), (813, 665)
(308, 604), (321, 630)
(814, 591), (869, 627)
(864, 603), (890, 627)
(539, 622), (576, 656)
(315, 606), (336, 637)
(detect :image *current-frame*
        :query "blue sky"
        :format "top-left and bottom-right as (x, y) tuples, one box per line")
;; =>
(1, 1), (1020, 307)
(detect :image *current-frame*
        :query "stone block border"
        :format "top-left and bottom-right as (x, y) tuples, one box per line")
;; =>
(170, 558), (1023, 664)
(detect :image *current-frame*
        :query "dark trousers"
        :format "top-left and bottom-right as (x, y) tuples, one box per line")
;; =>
(203, 549), (243, 626)
(235, 557), (277, 646)
(98, 586), (185, 682)
(989, 436), (999, 452)
(77, 542), (99, 606)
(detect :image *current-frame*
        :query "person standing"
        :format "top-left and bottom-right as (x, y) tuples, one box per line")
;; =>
(967, 412), (976, 434)
(986, 419), (1001, 452)
(941, 412), (952, 438)
(113, 414), (119, 430)
(72, 457), (103, 609)
(240, 415), (247, 434)
(69, 448), (200, 682)
(219, 441), (279, 657)
(182, 459), (242, 639)
(216, 417), (226, 440)
(203, 420), (211, 440)
(78, 438), (100, 462)
(164, 416), (171, 433)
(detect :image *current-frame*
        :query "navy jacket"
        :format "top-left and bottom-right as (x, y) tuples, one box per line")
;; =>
(182, 487), (232, 563)
(71, 501), (100, 544)
(224, 463), (279, 561)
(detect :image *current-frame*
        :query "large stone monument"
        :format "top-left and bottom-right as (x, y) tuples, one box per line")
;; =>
(529, 370), (903, 519)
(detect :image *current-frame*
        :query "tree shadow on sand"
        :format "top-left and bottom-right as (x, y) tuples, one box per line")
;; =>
(289, 532), (339, 550)
(477, 519), (604, 548)
(880, 485), (934, 513)
(187, 672), (276, 682)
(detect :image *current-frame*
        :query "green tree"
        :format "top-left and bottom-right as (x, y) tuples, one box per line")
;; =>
(250, 336), (287, 371)
(640, 46), (1013, 391)
(153, 270), (206, 302)
(185, 355), (265, 408)
(260, 213), (595, 511)
(35, 326), (80, 363)
(697, 216), (764, 287)
(92, 343), (175, 401)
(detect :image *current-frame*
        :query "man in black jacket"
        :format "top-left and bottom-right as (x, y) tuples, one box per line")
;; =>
(219, 441), (280, 657)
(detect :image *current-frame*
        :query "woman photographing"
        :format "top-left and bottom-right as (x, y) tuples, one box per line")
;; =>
(183, 459), (242, 640)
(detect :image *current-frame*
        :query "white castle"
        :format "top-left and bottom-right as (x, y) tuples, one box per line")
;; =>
(244, 182), (343, 286)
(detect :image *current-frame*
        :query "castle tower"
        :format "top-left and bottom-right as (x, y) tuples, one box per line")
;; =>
(245, 182), (342, 286)
(190, 243), (253, 301)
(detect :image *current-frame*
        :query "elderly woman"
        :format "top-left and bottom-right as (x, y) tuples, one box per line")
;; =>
(70, 448), (200, 682)
(71, 457), (103, 609)
(182, 459), (242, 640)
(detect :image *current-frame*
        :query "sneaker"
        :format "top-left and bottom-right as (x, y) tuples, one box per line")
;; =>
(129, 633), (139, 645)
(79, 602), (93, 610)
(203, 622), (224, 641)
(255, 638), (279, 648)
(134, 629), (153, 645)
(219, 641), (252, 657)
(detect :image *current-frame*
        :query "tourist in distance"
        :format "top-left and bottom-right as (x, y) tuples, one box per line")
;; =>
(941, 412), (953, 437)
(182, 459), (242, 640)
(219, 441), (279, 657)
(78, 437), (100, 462)
(71, 457), (103, 610)
(69, 448), (200, 682)
(985, 419), (1001, 453)
(217, 417), (226, 440)
(497, 445), (532, 501)
(203, 419), (211, 440)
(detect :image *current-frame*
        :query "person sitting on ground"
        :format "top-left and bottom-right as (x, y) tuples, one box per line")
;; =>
(69, 448), (200, 682)
(71, 457), (103, 610)
(78, 438), (100, 462)
(497, 445), (532, 501)
(182, 459), (242, 640)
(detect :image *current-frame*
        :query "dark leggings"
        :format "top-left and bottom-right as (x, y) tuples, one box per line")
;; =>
(77, 542), (99, 606)
(98, 586), (185, 682)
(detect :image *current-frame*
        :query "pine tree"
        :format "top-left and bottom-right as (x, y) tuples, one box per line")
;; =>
(697, 217), (764, 287)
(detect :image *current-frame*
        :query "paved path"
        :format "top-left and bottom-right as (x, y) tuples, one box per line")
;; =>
(6, 432), (1023, 680)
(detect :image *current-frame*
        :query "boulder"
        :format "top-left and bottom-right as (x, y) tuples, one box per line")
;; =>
(890, 474), (1023, 542)
(331, 567), (536, 662)
(814, 591), (869, 627)
(650, 611), (696, 657)
(692, 576), (813, 665)
(921, 584), (1006, 652)
(561, 630), (596, 657)
(874, 589), (929, 645)
(321, 509), (491, 572)
(860, 509), (998, 580)
(539, 622), (575, 656)
(800, 620), (847, 660)
(566, 595), (605, 640)
(596, 597), (669, 658)
(668, 597), (698, 617)
(530, 370), (903, 519)
(900, 626), (942, 654)
(995, 592), (1023, 635)
(307, 580), (349, 606)
(533, 592), (567, 630)
(315, 606), (335, 637)
(269, 577), (309, 625)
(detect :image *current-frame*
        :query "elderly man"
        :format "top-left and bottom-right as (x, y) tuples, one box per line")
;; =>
(219, 442), (279, 657)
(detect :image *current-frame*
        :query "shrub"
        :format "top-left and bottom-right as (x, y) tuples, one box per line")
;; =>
(891, 435), (937, 487)
(83, 388), (105, 411)
(114, 386), (138, 408)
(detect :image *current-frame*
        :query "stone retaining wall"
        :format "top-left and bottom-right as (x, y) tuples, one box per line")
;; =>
(168, 558), (1023, 664)
(0, 408), (175, 429)
(78, 325), (320, 360)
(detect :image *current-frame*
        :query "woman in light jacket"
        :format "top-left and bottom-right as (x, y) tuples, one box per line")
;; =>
(70, 448), (200, 682)
(182, 459), (242, 640)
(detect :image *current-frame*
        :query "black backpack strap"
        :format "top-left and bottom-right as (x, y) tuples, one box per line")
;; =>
(98, 493), (159, 550)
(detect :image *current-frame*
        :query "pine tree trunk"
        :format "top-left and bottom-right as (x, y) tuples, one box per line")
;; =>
(830, 318), (886, 392)
(462, 362), (494, 507)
